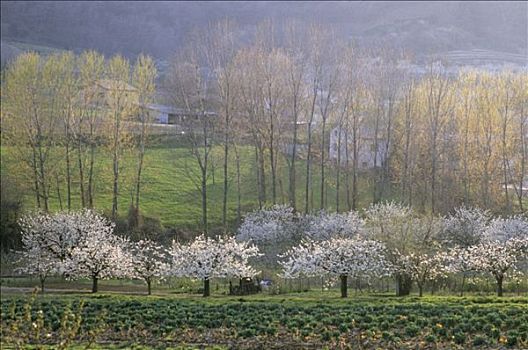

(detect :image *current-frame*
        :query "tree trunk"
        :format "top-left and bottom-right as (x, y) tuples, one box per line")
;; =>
(88, 138), (95, 208)
(40, 276), (45, 293)
(418, 284), (423, 297)
(56, 174), (63, 211)
(305, 122), (313, 214)
(270, 118), (277, 205)
(134, 140), (145, 227)
(234, 144), (242, 226)
(340, 274), (348, 298)
(65, 142), (72, 211)
(112, 152), (119, 220)
(320, 117), (326, 209)
(201, 168), (208, 234)
(289, 111), (298, 210)
(203, 279), (210, 297)
(396, 274), (412, 296)
(336, 125), (342, 211)
(77, 139), (86, 208)
(496, 275), (503, 297)
(92, 276), (98, 293)
(222, 129), (229, 232)
(147, 279), (151, 296)
(344, 130), (352, 211)
(460, 273), (466, 297)
(32, 150), (41, 209)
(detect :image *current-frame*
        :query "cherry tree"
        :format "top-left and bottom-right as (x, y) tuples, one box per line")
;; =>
(15, 247), (55, 292)
(467, 216), (528, 296)
(236, 205), (298, 243)
(484, 215), (528, 242)
(130, 239), (170, 295)
(441, 207), (490, 247)
(445, 246), (477, 296)
(236, 205), (300, 268)
(62, 213), (133, 293)
(364, 202), (415, 295)
(467, 239), (527, 296)
(399, 251), (450, 297)
(280, 237), (390, 298)
(304, 210), (365, 241)
(18, 210), (117, 267)
(170, 235), (260, 297)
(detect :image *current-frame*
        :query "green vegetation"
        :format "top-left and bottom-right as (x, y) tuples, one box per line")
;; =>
(1, 144), (381, 231)
(2, 292), (527, 349)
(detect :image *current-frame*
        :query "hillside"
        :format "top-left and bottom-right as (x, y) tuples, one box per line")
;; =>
(1, 1), (526, 61)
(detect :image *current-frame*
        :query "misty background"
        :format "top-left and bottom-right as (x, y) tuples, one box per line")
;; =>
(1, 1), (527, 67)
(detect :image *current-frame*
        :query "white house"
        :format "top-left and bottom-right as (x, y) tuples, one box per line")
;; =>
(329, 126), (388, 169)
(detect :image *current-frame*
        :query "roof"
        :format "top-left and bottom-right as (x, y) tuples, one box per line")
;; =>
(96, 79), (137, 92)
(144, 103), (217, 117)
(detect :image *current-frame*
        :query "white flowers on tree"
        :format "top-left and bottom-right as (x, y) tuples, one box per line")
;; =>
(236, 205), (299, 267)
(465, 215), (528, 296)
(304, 210), (365, 241)
(280, 237), (390, 298)
(170, 235), (260, 297)
(364, 202), (415, 296)
(484, 215), (528, 242)
(130, 239), (170, 295)
(15, 245), (55, 292)
(18, 211), (85, 264)
(236, 205), (298, 243)
(18, 209), (132, 293)
(62, 213), (133, 293)
(399, 251), (450, 297)
(16, 206), (527, 297)
(442, 207), (490, 247)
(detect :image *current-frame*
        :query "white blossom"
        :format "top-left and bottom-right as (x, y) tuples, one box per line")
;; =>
(304, 210), (365, 241)
(280, 237), (391, 281)
(170, 234), (261, 281)
(442, 207), (490, 247)
(130, 239), (170, 294)
(236, 205), (298, 243)
(65, 219), (133, 281)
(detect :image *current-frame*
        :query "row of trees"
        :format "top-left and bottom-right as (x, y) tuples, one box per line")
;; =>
(2, 19), (527, 238)
(17, 205), (528, 297)
(167, 19), (528, 236)
(17, 210), (259, 296)
(2, 51), (157, 225)
(238, 203), (528, 297)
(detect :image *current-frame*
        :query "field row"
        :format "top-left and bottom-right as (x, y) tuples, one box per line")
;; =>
(2, 294), (528, 349)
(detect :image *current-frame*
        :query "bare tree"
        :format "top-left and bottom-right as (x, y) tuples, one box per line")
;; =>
(168, 42), (216, 234)
(105, 55), (135, 219)
(130, 54), (157, 226)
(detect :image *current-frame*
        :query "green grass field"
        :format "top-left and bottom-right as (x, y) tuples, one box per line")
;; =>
(2, 288), (527, 349)
(1, 144), (382, 232)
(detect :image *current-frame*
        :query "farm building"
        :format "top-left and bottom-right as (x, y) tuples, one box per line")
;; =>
(328, 126), (388, 169)
(144, 103), (217, 126)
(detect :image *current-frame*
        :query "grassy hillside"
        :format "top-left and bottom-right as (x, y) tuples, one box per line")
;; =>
(1, 144), (384, 232)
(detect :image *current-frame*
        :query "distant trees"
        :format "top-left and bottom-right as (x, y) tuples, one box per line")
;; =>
(2, 19), (527, 237)
(2, 51), (157, 221)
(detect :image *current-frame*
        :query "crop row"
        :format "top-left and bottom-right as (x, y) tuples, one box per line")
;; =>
(2, 297), (527, 348)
